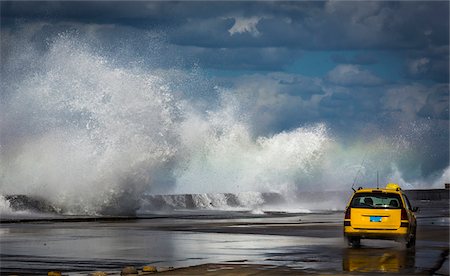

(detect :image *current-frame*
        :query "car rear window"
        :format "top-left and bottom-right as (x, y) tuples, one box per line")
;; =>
(350, 192), (403, 209)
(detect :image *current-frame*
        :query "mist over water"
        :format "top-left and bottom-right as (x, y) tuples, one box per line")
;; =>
(1, 27), (448, 215)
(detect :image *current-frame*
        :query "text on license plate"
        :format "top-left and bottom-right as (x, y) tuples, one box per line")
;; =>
(370, 216), (382, 222)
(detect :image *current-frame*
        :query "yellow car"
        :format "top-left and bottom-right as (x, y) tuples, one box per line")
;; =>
(344, 183), (418, 248)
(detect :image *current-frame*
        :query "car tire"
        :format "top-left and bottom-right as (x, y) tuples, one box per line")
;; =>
(406, 228), (416, 248)
(347, 237), (361, 248)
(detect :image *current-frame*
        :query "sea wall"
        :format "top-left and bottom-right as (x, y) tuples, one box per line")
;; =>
(404, 189), (450, 201)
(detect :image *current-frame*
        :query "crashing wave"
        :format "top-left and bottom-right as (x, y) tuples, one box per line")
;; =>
(0, 192), (285, 217)
(139, 192), (284, 212)
(2, 26), (445, 218)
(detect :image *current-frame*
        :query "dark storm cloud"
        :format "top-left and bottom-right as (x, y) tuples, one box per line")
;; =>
(403, 46), (450, 83)
(317, 86), (385, 130)
(2, 1), (448, 78)
(2, 1), (448, 104)
(2, 1), (448, 50)
(168, 1), (448, 50)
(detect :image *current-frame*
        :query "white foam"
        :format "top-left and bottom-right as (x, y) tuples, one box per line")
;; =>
(0, 195), (14, 216)
(2, 34), (183, 215)
(1, 32), (333, 215)
(2, 26), (444, 216)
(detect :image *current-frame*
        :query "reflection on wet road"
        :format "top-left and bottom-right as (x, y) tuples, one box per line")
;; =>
(343, 244), (415, 273)
(0, 211), (448, 275)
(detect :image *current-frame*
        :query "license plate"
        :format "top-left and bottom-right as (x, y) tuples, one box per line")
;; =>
(370, 216), (382, 222)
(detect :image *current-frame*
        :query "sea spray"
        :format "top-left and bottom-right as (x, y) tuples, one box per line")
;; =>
(174, 118), (330, 195)
(0, 32), (332, 215)
(1, 27), (448, 216)
(1, 34), (184, 215)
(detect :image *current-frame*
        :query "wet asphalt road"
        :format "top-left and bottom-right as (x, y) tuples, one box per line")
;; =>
(0, 208), (448, 275)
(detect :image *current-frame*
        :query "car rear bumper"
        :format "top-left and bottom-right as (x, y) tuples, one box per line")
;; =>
(344, 224), (409, 240)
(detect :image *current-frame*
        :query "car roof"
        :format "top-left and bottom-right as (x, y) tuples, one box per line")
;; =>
(354, 188), (403, 195)
(353, 183), (405, 195)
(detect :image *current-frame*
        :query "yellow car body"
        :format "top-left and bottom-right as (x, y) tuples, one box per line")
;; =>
(344, 183), (417, 248)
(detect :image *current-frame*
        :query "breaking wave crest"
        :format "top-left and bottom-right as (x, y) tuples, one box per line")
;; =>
(140, 192), (281, 212)
(1, 28), (448, 216)
(0, 32), (331, 216)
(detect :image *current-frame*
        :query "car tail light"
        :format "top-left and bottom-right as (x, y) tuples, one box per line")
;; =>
(401, 208), (408, 220)
(345, 208), (351, 219)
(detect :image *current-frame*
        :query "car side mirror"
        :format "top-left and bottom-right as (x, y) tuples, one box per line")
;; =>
(412, 207), (419, 212)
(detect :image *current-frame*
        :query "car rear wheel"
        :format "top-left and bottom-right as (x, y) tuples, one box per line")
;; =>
(406, 235), (415, 248)
(406, 228), (416, 248)
(347, 237), (361, 248)
(406, 233), (416, 248)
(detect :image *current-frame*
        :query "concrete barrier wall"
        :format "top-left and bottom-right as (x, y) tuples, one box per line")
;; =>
(404, 189), (449, 201)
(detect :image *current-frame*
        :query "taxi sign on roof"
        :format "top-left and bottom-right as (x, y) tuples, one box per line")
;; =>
(386, 183), (401, 191)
